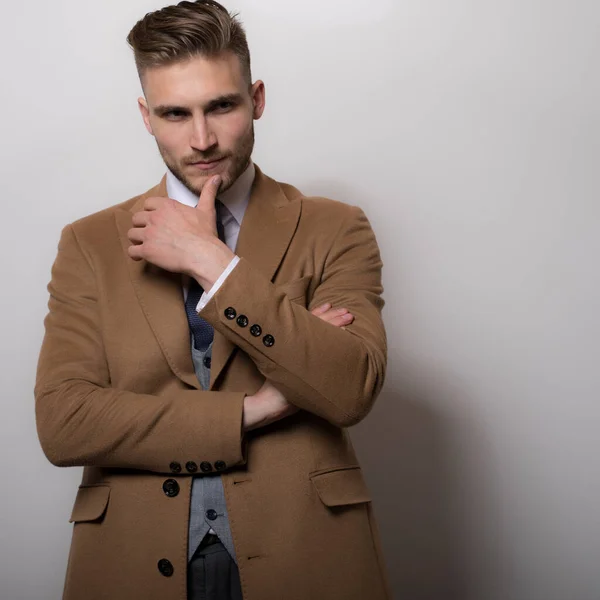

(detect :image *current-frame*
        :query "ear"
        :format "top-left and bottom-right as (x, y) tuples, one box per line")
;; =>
(138, 97), (154, 136)
(250, 80), (266, 120)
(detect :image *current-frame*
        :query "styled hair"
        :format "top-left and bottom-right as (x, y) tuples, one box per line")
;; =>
(126, 0), (252, 87)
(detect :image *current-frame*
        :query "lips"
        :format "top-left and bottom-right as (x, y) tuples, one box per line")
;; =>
(189, 157), (225, 170)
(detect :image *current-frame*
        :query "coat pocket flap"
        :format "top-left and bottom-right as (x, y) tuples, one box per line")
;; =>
(69, 485), (111, 523)
(309, 467), (372, 507)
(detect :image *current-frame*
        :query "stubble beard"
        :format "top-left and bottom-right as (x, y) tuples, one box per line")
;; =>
(159, 123), (255, 197)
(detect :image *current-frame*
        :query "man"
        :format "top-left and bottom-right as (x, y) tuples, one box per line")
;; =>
(35, 1), (390, 599)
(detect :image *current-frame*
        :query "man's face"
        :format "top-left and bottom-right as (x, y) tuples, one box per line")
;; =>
(138, 52), (265, 196)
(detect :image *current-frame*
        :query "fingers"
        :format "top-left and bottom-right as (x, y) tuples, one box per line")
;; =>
(197, 175), (222, 212)
(127, 243), (144, 261)
(311, 302), (332, 316)
(126, 226), (145, 262)
(325, 313), (354, 327)
(127, 227), (144, 244)
(131, 211), (150, 227)
(310, 304), (355, 327)
(311, 305), (350, 321)
(143, 197), (165, 211)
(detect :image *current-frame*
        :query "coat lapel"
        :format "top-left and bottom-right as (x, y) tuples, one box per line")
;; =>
(114, 175), (200, 390)
(209, 165), (301, 388)
(113, 165), (301, 391)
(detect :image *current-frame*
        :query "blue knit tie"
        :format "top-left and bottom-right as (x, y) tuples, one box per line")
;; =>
(184, 201), (228, 351)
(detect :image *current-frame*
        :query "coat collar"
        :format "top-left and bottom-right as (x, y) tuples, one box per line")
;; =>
(114, 164), (302, 390)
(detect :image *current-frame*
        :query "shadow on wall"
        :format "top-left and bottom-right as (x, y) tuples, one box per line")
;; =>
(301, 175), (496, 599)
(351, 371), (477, 600)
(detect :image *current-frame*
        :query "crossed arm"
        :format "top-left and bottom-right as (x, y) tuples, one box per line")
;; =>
(242, 302), (355, 432)
(35, 177), (385, 474)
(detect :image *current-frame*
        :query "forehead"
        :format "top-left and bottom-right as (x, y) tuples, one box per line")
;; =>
(142, 52), (246, 106)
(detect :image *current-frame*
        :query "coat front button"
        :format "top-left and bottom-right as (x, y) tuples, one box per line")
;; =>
(169, 462), (182, 474)
(200, 461), (213, 473)
(250, 324), (262, 337)
(206, 509), (218, 521)
(215, 460), (227, 471)
(186, 461), (198, 473)
(236, 315), (249, 328)
(162, 479), (180, 498)
(263, 335), (275, 348)
(224, 307), (237, 320)
(203, 357), (211, 369)
(158, 559), (174, 577)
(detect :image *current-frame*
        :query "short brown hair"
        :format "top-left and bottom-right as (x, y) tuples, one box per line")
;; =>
(126, 0), (252, 88)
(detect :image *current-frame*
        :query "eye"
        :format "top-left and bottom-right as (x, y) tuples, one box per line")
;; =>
(215, 101), (234, 112)
(164, 110), (187, 119)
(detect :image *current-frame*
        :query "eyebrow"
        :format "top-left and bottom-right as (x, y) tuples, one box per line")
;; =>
(153, 93), (244, 116)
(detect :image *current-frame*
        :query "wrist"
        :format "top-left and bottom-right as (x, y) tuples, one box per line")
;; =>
(242, 394), (267, 432)
(188, 241), (235, 291)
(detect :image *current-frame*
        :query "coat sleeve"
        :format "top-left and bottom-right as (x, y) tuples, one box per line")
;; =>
(34, 224), (247, 474)
(199, 204), (387, 428)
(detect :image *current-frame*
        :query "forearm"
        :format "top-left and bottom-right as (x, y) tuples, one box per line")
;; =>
(201, 264), (385, 426)
(36, 223), (247, 474)
(35, 379), (246, 473)
(198, 207), (387, 428)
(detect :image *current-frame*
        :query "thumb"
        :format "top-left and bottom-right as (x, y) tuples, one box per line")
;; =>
(196, 175), (222, 210)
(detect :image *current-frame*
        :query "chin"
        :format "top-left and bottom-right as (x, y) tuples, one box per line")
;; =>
(190, 171), (231, 194)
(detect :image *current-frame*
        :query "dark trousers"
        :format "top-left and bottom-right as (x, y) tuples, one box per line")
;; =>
(188, 534), (243, 600)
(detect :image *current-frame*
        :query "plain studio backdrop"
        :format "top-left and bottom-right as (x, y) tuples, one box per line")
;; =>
(1, 1), (598, 599)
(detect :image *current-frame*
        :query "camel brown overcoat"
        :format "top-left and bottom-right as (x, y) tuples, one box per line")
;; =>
(35, 165), (391, 600)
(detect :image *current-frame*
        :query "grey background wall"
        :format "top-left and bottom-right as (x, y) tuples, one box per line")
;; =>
(1, 1), (598, 599)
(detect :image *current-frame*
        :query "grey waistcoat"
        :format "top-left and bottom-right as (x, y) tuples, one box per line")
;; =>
(187, 339), (238, 564)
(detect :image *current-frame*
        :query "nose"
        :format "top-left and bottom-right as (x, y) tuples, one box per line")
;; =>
(190, 115), (217, 152)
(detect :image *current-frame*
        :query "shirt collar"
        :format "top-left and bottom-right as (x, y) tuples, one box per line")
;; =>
(166, 161), (255, 226)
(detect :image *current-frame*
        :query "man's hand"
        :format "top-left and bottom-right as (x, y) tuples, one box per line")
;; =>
(242, 303), (354, 432)
(309, 302), (355, 329)
(127, 175), (235, 292)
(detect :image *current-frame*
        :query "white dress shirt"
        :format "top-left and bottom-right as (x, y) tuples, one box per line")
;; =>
(166, 161), (255, 311)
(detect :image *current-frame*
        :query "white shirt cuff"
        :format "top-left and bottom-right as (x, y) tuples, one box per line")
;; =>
(196, 255), (240, 312)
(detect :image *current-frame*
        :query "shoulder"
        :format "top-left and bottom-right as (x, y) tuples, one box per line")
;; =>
(65, 180), (162, 246)
(275, 177), (367, 224)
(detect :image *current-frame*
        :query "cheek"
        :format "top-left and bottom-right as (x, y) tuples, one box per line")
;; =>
(215, 113), (252, 148)
(155, 125), (187, 155)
